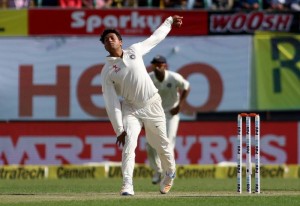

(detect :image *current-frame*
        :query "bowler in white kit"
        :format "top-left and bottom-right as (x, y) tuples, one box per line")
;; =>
(100, 15), (183, 196)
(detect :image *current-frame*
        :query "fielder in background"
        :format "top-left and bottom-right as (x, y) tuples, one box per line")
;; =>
(147, 55), (190, 184)
(100, 15), (183, 196)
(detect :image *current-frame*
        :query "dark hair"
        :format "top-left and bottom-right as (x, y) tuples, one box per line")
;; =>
(151, 55), (167, 64)
(100, 28), (122, 44)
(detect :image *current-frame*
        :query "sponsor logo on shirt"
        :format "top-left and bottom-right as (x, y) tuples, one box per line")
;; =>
(130, 54), (135, 59)
(113, 65), (120, 73)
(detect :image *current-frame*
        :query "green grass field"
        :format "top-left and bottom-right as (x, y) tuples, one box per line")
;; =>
(1, 178), (299, 206)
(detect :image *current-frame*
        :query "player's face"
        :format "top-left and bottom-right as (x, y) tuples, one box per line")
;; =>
(104, 33), (122, 53)
(152, 63), (167, 73)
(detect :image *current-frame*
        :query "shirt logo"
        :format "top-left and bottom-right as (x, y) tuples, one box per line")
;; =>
(113, 65), (121, 73)
(130, 54), (135, 59)
(167, 83), (172, 88)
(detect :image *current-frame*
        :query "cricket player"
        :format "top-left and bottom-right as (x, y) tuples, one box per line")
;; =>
(100, 15), (183, 196)
(147, 55), (190, 184)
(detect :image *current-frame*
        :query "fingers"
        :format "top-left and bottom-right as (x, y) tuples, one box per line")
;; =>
(173, 16), (183, 22)
(116, 140), (122, 147)
(172, 15), (183, 28)
(173, 15), (183, 19)
(115, 136), (126, 147)
(116, 139), (120, 147)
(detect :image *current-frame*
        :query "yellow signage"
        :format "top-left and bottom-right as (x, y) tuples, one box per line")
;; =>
(0, 10), (27, 36)
(0, 165), (46, 179)
(254, 31), (300, 109)
(48, 165), (106, 179)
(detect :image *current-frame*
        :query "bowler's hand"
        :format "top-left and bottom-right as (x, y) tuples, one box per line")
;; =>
(172, 15), (183, 28)
(170, 105), (180, 115)
(116, 131), (127, 147)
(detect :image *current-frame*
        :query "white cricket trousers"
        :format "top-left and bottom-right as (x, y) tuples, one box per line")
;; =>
(146, 113), (179, 174)
(121, 93), (176, 185)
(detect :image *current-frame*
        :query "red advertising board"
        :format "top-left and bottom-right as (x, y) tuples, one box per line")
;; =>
(209, 11), (298, 35)
(0, 121), (298, 165)
(28, 9), (208, 36)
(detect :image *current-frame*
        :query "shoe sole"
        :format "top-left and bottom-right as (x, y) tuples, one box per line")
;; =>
(160, 184), (172, 194)
(121, 192), (134, 196)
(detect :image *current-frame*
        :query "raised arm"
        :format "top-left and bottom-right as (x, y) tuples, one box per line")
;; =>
(132, 15), (183, 55)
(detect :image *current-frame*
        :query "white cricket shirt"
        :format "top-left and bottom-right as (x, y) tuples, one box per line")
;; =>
(101, 17), (174, 136)
(149, 70), (190, 113)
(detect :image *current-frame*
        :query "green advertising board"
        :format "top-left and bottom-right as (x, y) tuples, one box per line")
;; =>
(254, 32), (300, 110)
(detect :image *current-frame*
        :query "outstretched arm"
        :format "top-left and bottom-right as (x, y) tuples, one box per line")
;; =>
(132, 15), (183, 55)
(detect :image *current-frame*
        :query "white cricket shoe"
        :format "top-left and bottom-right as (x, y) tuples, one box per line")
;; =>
(152, 172), (162, 184)
(120, 183), (134, 196)
(160, 172), (175, 194)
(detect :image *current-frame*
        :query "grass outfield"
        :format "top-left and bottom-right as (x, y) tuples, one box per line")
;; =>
(0, 178), (299, 206)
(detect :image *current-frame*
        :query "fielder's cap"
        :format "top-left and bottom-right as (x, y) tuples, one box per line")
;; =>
(151, 55), (167, 64)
